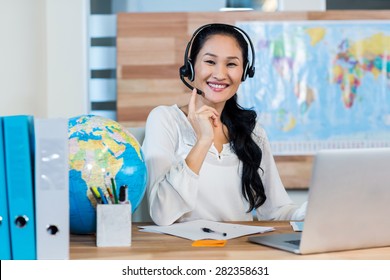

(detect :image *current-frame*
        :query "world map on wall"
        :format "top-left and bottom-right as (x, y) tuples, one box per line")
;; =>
(237, 21), (390, 155)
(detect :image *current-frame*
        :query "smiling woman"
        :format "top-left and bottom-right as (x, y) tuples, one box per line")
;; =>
(141, 23), (307, 226)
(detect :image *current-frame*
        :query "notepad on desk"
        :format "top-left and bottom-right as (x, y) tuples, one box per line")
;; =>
(139, 219), (274, 240)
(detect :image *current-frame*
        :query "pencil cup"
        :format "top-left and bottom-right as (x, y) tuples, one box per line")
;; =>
(96, 204), (132, 247)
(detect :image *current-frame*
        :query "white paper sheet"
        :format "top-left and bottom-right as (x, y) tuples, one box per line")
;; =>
(139, 219), (274, 240)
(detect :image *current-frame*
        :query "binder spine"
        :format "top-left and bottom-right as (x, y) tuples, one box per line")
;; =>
(3, 116), (36, 260)
(35, 118), (69, 260)
(0, 118), (12, 260)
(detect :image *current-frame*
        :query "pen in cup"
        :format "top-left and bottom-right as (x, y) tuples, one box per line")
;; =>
(97, 187), (108, 204)
(201, 227), (227, 237)
(106, 186), (114, 204)
(90, 187), (102, 204)
(110, 177), (119, 204)
(119, 185), (129, 204)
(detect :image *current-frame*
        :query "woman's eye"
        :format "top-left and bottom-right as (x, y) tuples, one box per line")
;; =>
(205, 60), (215, 65)
(227, 63), (237, 67)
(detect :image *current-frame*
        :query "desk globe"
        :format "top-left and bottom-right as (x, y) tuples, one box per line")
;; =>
(68, 115), (147, 234)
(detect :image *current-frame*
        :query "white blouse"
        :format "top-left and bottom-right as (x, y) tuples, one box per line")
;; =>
(142, 105), (306, 226)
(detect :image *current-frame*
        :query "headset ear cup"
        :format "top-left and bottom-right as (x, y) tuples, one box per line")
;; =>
(242, 63), (249, 81)
(179, 60), (194, 81)
(179, 65), (187, 77)
(188, 60), (195, 81)
(248, 66), (255, 78)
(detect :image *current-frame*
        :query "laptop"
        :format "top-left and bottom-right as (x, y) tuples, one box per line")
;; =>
(248, 147), (390, 254)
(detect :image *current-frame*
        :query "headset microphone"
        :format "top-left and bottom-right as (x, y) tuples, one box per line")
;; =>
(179, 71), (203, 95)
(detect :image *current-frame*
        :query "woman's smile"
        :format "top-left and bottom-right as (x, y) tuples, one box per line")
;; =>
(207, 82), (229, 92)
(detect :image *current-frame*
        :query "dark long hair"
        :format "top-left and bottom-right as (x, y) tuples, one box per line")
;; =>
(189, 24), (266, 212)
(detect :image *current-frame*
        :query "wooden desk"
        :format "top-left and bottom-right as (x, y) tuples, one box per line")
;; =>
(70, 221), (390, 260)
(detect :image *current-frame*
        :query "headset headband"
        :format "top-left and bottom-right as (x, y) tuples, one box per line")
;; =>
(180, 23), (256, 82)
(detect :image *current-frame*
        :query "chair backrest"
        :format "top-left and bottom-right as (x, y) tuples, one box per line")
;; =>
(132, 194), (152, 222)
(127, 126), (152, 222)
(128, 127), (145, 145)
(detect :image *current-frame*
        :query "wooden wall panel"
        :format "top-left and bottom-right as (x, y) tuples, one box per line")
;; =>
(117, 11), (390, 189)
(117, 38), (176, 65)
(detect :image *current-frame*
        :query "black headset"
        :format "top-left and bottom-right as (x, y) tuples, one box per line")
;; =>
(179, 23), (256, 94)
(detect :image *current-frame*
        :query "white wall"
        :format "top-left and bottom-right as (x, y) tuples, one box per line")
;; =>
(46, 0), (89, 118)
(0, 0), (88, 118)
(0, 0), (46, 117)
(278, 0), (326, 11)
(119, 0), (226, 12)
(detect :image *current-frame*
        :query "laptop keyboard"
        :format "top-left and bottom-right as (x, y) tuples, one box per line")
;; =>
(285, 239), (301, 246)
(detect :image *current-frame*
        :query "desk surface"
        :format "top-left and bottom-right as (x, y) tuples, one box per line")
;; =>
(70, 221), (390, 260)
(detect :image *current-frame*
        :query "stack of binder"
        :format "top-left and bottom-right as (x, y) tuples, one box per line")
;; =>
(0, 116), (69, 260)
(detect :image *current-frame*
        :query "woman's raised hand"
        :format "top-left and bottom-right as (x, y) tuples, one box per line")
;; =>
(187, 88), (220, 145)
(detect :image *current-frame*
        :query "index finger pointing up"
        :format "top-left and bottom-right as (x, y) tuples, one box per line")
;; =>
(188, 88), (198, 114)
